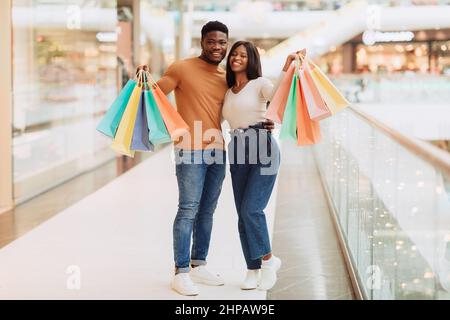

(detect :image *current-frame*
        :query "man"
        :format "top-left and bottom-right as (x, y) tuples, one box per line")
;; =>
(139, 21), (274, 296)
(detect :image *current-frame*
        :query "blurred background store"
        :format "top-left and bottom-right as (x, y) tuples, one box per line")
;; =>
(0, 0), (449, 300)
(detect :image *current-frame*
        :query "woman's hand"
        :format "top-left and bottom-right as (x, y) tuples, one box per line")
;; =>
(297, 48), (306, 58)
(136, 65), (149, 76)
(282, 49), (307, 71)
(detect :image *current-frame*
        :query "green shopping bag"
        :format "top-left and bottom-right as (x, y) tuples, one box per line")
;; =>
(96, 79), (136, 137)
(279, 73), (298, 141)
(144, 90), (172, 145)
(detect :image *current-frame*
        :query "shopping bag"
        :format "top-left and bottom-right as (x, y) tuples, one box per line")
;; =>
(143, 89), (172, 145)
(308, 59), (350, 114)
(110, 81), (142, 157)
(298, 57), (331, 121)
(265, 63), (296, 124)
(131, 92), (154, 151)
(142, 71), (189, 140)
(150, 83), (189, 140)
(296, 76), (321, 145)
(279, 73), (299, 141)
(96, 79), (136, 137)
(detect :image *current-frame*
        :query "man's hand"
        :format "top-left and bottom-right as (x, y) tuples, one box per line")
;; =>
(263, 119), (275, 132)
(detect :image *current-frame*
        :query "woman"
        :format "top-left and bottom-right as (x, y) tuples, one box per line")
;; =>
(222, 41), (300, 291)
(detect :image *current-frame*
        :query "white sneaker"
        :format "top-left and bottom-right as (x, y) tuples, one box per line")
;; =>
(171, 273), (200, 296)
(258, 255), (281, 291)
(190, 266), (225, 286)
(241, 269), (260, 290)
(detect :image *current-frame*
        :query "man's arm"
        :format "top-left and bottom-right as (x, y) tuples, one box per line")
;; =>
(156, 73), (178, 95)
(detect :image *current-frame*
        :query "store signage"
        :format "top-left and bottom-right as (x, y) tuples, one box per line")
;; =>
(362, 30), (415, 45)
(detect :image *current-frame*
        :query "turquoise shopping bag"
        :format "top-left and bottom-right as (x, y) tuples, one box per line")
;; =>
(96, 79), (136, 137)
(144, 90), (172, 145)
(279, 73), (298, 141)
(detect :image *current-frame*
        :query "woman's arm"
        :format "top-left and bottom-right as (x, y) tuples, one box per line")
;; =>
(282, 49), (306, 72)
(261, 49), (306, 101)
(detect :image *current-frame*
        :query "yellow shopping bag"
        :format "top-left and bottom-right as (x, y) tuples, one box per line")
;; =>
(111, 83), (143, 157)
(308, 59), (350, 114)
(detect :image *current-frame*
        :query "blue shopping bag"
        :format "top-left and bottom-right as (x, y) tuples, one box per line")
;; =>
(144, 90), (172, 145)
(131, 93), (154, 152)
(96, 79), (136, 137)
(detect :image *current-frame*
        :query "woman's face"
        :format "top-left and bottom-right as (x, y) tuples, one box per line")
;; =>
(229, 45), (248, 73)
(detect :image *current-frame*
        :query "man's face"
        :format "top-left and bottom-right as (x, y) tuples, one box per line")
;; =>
(200, 31), (228, 64)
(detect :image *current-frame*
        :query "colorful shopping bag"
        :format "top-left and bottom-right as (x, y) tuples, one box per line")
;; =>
(308, 59), (350, 114)
(298, 56), (331, 121)
(143, 89), (172, 145)
(96, 79), (136, 137)
(279, 73), (299, 141)
(131, 92), (154, 151)
(265, 63), (296, 124)
(110, 82), (143, 157)
(296, 76), (321, 145)
(149, 81), (189, 140)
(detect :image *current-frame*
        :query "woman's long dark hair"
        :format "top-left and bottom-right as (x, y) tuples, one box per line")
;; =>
(226, 41), (262, 88)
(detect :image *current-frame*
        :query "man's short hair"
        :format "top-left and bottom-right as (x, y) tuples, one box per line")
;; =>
(201, 21), (229, 39)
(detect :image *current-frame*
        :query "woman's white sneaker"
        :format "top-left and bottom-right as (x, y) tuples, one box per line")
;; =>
(171, 273), (200, 296)
(190, 266), (225, 286)
(258, 255), (281, 291)
(240, 269), (260, 290)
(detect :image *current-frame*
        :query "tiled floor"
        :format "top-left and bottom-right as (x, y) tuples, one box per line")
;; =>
(0, 139), (353, 299)
(0, 152), (151, 250)
(0, 145), (274, 299)
(268, 140), (354, 300)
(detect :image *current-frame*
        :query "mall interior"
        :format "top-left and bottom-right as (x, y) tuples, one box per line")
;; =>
(0, 0), (450, 300)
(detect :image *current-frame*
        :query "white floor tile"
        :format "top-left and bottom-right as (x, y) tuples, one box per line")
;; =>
(0, 146), (278, 300)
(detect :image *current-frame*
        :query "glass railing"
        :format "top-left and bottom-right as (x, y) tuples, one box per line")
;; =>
(313, 106), (450, 299)
(332, 74), (450, 105)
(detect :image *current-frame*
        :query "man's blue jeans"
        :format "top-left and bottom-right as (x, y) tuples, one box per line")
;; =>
(228, 127), (280, 270)
(173, 148), (226, 274)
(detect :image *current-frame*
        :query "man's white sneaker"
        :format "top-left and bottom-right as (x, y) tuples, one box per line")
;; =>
(171, 273), (200, 296)
(190, 266), (225, 286)
(240, 269), (260, 290)
(258, 255), (281, 291)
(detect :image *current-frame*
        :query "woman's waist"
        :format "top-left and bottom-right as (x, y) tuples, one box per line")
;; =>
(229, 121), (269, 134)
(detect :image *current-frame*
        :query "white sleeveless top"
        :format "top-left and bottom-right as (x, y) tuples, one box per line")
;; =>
(222, 73), (285, 129)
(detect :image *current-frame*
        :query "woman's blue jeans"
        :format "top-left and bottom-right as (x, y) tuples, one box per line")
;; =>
(228, 126), (280, 270)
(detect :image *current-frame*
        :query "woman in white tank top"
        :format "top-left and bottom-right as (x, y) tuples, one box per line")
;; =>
(222, 41), (300, 291)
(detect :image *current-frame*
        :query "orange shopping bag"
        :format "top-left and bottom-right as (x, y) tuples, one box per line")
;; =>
(147, 73), (189, 140)
(265, 63), (296, 124)
(296, 75), (321, 145)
